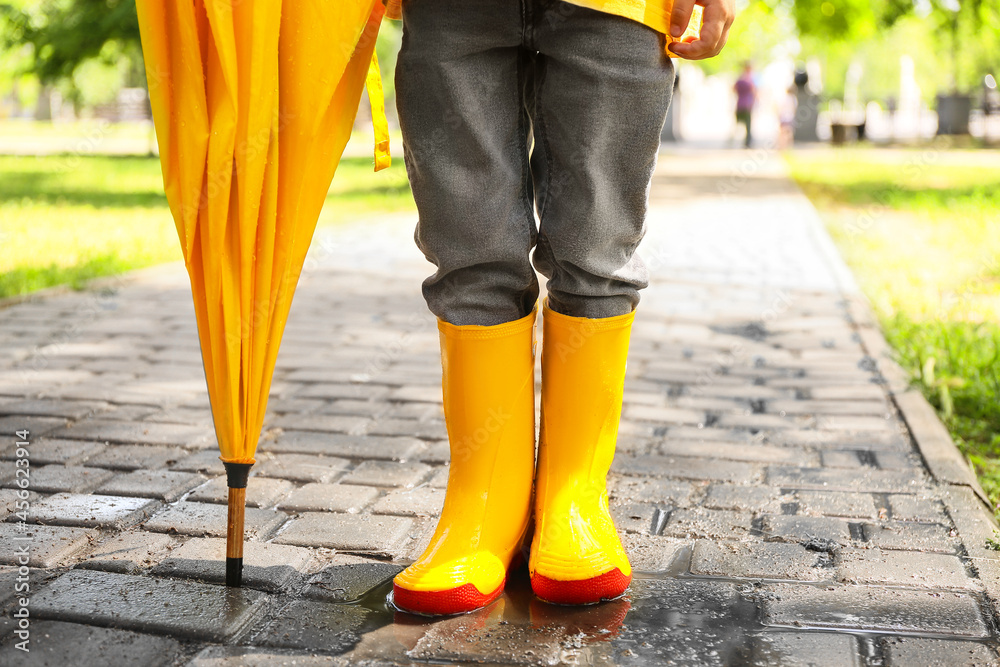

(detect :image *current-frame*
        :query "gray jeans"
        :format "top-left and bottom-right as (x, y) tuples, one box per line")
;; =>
(395, 0), (675, 326)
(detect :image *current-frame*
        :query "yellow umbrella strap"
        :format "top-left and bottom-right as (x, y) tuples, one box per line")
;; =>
(366, 50), (391, 172)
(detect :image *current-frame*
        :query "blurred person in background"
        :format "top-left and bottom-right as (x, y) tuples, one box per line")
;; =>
(734, 61), (756, 147)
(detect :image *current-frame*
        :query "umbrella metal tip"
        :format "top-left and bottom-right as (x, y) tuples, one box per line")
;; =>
(226, 557), (243, 587)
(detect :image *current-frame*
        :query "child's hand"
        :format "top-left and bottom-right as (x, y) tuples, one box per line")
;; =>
(667, 0), (735, 60)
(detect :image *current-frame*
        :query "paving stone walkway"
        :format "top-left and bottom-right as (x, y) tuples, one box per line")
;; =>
(2, 149), (1000, 666)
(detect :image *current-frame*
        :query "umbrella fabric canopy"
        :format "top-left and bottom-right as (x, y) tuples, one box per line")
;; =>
(136, 0), (390, 585)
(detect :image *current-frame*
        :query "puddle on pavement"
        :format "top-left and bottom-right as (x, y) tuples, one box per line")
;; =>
(273, 564), (1000, 666)
(324, 566), (762, 665)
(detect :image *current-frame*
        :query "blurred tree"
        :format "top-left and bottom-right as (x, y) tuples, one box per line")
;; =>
(0, 0), (141, 84)
(791, 0), (878, 43)
(878, 0), (999, 93)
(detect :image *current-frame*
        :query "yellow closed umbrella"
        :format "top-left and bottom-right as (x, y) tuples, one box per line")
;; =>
(136, 0), (390, 587)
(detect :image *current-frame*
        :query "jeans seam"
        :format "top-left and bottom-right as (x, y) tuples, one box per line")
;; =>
(519, 0), (528, 48)
(533, 58), (555, 227)
(516, 52), (536, 276)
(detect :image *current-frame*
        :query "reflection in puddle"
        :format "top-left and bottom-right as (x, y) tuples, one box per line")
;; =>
(337, 568), (759, 665)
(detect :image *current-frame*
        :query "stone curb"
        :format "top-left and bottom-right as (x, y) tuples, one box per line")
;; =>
(783, 162), (993, 511)
(844, 293), (992, 509)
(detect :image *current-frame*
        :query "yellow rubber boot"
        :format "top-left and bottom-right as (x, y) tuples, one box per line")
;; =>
(530, 300), (634, 604)
(392, 308), (537, 615)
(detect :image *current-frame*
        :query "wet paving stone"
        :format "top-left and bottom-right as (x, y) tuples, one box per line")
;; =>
(304, 556), (404, 603)
(412, 440), (450, 464)
(31, 569), (271, 642)
(625, 405), (706, 426)
(691, 540), (830, 581)
(2, 464), (115, 494)
(0, 399), (110, 420)
(186, 475), (295, 508)
(382, 400), (441, 421)
(0, 565), (23, 608)
(702, 484), (783, 513)
(0, 438), (105, 465)
(254, 454), (350, 483)
(760, 514), (853, 545)
(821, 450), (875, 469)
(77, 530), (176, 574)
(297, 382), (390, 401)
(751, 631), (860, 667)
(365, 417), (448, 440)
(613, 455), (758, 484)
(21, 493), (160, 529)
(663, 508), (753, 540)
(97, 404), (162, 422)
(169, 448), (230, 474)
(387, 385), (441, 403)
(0, 488), (22, 519)
(261, 431), (423, 461)
(50, 419), (213, 447)
(612, 501), (669, 535)
(267, 413), (370, 435)
(0, 619), (183, 667)
(95, 469), (206, 502)
(339, 460), (431, 488)
(276, 483), (379, 513)
(0, 416), (68, 438)
(886, 494), (947, 523)
(657, 439), (811, 465)
(151, 537), (313, 592)
(835, 548), (974, 589)
(407, 604), (566, 665)
(88, 444), (191, 471)
(880, 636), (1000, 666)
(145, 406), (216, 427)
(250, 599), (369, 652)
(863, 521), (957, 553)
(621, 534), (689, 573)
(143, 501), (287, 540)
(0, 523), (97, 567)
(186, 646), (344, 666)
(765, 466), (920, 494)
(318, 398), (391, 418)
(794, 490), (878, 519)
(609, 476), (695, 506)
(605, 577), (757, 666)
(371, 486), (444, 516)
(424, 464), (449, 488)
(272, 512), (412, 556)
(760, 584), (989, 637)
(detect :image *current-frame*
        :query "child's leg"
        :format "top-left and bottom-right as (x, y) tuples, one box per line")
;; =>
(395, 0), (539, 327)
(524, 1), (675, 604)
(525, 1), (675, 319)
(391, 0), (538, 616)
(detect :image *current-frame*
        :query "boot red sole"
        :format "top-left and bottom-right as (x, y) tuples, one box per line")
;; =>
(531, 568), (631, 605)
(392, 578), (505, 616)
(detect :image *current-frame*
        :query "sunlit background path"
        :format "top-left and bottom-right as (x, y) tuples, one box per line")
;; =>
(0, 149), (999, 665)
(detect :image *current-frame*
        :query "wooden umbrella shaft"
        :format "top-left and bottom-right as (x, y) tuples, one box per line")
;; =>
(224, 462), (253, 587)
(226, 487), (246, 586)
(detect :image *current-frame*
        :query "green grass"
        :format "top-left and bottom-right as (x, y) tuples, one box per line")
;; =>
(0, 153), (414, 300)
(786, 147), (1000, 509)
